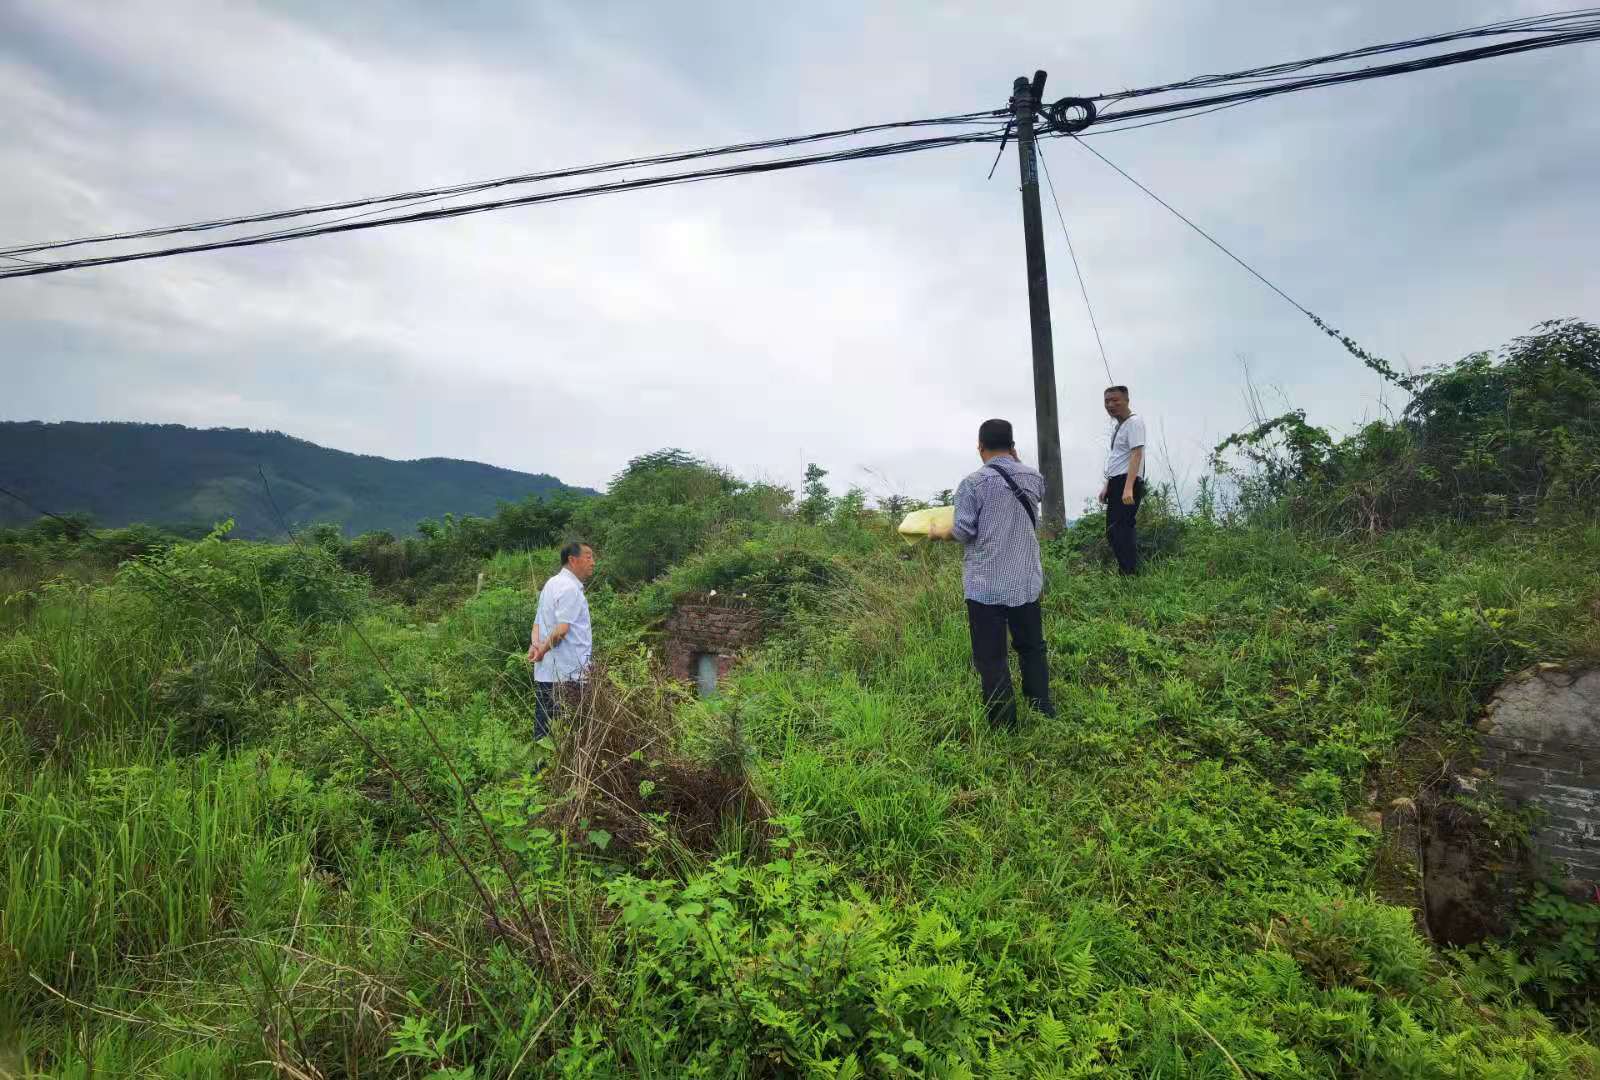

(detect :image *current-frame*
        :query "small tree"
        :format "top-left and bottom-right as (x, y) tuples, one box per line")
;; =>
(572, 448), (782, 586)
(833, 486), (867, 525)
(798, 464), (833, 524)
(879, 494), (913, 520)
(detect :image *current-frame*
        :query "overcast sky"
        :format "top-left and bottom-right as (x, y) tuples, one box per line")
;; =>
(3, 1), (1596, 510)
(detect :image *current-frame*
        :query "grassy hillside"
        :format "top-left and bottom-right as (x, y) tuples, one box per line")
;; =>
(3, 510), (1599, 1076)
(0, 421), (591, 538)
(3, 322), (1598, 1075)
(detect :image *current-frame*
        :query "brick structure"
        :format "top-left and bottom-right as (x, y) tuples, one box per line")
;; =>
(1476, 665), (1600, 883)
(664, 598), (765, 695)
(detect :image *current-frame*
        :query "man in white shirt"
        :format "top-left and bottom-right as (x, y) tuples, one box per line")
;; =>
(527, 541), (596, 739)
(1098, 385), (1147, 576)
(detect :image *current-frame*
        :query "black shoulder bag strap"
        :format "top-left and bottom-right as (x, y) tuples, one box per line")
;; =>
(985, 460), (1037, 528)
(1110, 416), (1128, 451)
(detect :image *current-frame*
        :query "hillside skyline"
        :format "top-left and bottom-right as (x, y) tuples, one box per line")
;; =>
(0, 419), (593, 538)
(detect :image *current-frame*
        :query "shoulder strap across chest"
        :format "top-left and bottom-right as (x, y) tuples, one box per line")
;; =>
(985, 460), (1037, 528)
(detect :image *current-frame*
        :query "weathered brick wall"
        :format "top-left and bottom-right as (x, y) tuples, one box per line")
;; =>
(1477, 665), (1600, 882)
(664, 602), (765, 684)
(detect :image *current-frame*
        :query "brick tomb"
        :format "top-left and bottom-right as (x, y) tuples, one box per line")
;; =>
(1477, 665), (1600, 884)
(664, 599), (764, 696)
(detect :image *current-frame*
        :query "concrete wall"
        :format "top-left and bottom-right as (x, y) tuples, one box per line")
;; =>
(1477, 666), (1600, 882)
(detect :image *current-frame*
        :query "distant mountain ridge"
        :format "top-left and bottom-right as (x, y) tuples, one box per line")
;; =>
(0, 421), (593, 539)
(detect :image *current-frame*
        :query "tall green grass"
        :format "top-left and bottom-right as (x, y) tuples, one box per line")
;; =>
(1, 749), (308, 1021)
(2, 518), (1598, 1075)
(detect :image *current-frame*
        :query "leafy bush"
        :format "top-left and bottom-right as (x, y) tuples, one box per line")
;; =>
(1506, 882), (1600, 1023)
(460, 586), (539, 658)
(605, 842), (1102, 1076)
(334, 491), (587, 595)
(1214, 320), (1600, 531)
(633, 530), (843, 622)
(1273, 891), (1435, 993)
(1407, 319), (1600, 510)
(573, 449), (792, 586)
(121, 521), (365, 630)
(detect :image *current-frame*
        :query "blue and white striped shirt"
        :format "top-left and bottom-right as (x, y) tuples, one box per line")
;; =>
(950, 460), (1044, 607)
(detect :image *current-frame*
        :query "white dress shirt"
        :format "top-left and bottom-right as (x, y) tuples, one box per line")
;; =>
(532, 567), (591, 683)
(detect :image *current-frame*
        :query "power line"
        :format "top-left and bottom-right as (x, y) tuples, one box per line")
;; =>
(1035, 142), (1113, 384)
(1070, 136), (1416, 390)
(0, 127), (1009, 280)
(1080, 18), (1600, 132)
(5, 10), (1596, 280)
(0, 108), (1006, 259)
(1094, 10), (1600, 103)
(1080, 99), (1257, 138)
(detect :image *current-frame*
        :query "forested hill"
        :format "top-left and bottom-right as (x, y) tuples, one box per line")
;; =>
(0, 421), (592, 538)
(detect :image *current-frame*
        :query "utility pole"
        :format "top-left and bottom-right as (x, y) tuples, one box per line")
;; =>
(1011, 70), (1066, 535)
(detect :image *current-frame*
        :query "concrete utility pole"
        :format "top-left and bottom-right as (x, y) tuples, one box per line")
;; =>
(1011, 70), (1066, 535)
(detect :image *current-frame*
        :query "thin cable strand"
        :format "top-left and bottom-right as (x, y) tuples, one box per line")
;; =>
(1036, 142), (1113, 383)
(1071, 136), (1417, 390)
(1071, 137), (1314, 316)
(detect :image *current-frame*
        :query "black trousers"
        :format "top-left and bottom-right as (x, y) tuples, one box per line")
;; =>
(965, 599), (1053, 729)
(534, 681), (579, 741)
(1105, 474), (1147, 576)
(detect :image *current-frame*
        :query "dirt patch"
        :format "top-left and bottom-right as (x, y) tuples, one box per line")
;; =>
(1418, 779), (1525, 946)
(540, 672), (770, 859)
(590, 756), (766, 854)
(1365, 733), (1453, 919)
(1366, 734), (1527, 945)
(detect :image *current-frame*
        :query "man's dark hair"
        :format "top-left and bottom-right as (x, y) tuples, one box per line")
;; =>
(1105, 385), (1129, 396)
(559, 540), (591, 569)
(978, 418), (1015, 451)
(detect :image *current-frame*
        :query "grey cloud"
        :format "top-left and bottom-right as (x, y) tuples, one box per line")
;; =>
(2, 0), (1596, 506)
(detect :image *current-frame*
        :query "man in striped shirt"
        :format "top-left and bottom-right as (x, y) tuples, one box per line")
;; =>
(928, 418), (1055, 729)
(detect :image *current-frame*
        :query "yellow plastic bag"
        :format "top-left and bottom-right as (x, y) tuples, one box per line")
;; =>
(897, 505), (955, 545)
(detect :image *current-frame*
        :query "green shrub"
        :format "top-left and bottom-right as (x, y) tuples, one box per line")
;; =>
(1273, 891), (1435, 993)
(121, 522), (365, 630)
(1214, 320), (1600, 532)
(460, 586), (538, 658)
(1507, 882), (1600, 1023)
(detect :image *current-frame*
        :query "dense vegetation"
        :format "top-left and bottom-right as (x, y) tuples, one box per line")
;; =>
(0, 422), (590, 538)
(2, 322), (1598, 1077)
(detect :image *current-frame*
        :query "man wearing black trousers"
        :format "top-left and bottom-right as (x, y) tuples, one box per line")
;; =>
(927, 418), (1055, 730)
(1099, 386), (1147, 576)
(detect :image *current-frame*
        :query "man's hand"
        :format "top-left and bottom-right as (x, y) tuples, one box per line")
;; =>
(1121, 488), (1135, 506)
(926, 519), (950, 541)
(531, 622), (570, 662)
(1098, 484), (1109, 504)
